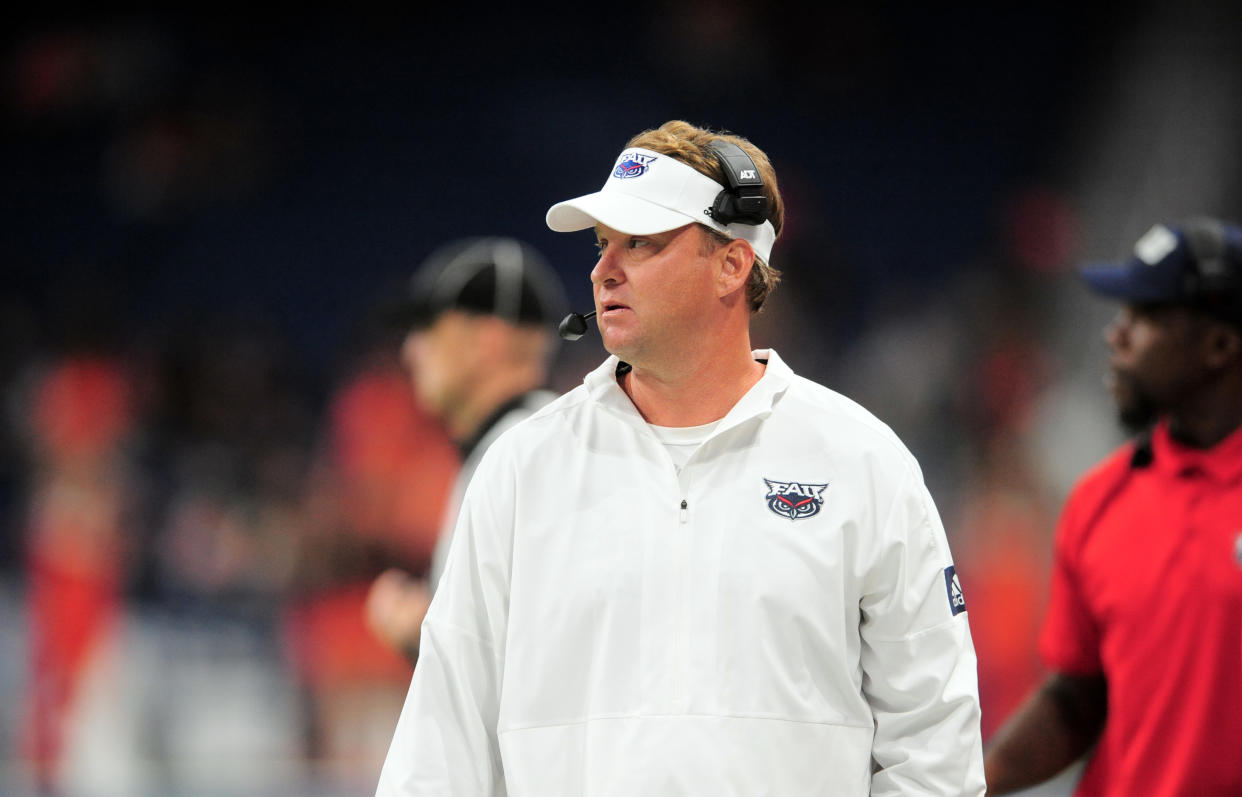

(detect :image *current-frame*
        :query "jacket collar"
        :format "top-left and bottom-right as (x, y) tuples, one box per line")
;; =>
(583, 348), (792, 436)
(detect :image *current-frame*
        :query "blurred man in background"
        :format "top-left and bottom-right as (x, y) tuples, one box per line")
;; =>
(984, 218), (1242, 795)
(364, 237), (567, 663)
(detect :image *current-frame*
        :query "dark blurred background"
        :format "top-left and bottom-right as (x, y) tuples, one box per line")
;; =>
(3, 3), (1241, 795)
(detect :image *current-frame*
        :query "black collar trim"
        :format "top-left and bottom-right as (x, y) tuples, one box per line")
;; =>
(459, 392), (535, 460)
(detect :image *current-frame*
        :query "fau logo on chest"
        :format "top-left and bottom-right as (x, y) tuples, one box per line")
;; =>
(764, 478), (828, 521)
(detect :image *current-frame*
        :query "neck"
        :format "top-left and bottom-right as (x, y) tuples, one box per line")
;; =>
(1166, 371), (1242, 448)
(446, 366), (542, 443)
(622, 335), (764, 427)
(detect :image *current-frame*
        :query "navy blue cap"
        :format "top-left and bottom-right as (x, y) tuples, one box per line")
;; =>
(1080, 218), (1242, 323)
(402, 237), (568, 330)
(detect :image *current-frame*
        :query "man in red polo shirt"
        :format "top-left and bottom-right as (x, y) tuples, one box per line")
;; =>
(984, 217), (1242, 795)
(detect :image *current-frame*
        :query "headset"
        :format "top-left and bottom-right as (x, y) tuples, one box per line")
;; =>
(706, 139), (770, 227)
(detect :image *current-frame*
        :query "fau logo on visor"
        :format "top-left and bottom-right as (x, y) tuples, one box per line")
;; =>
(614, 152), (656, 179)
(764, 478), (827, 521)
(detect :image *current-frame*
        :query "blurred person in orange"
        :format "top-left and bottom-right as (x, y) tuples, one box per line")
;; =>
(20, 350), (136, 789)
(985, 218), (1242, 795)
(363, 236), (568, 663)
(284, 315), (459, 766)
(955, 319), (1057, 744)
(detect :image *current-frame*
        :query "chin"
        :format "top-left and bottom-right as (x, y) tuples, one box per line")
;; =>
(599, 331), (639, 361)
(1115, 394), (1159, 434)
(1108, 372), (1158, 434)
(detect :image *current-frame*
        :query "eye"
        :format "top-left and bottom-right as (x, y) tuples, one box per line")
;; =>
(627, 237), (649, 249)
(593, 239), (607, 255)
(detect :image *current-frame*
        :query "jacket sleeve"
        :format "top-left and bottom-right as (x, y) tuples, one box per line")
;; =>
(858, 464), (985, 796)
(376, 448), (514, 796)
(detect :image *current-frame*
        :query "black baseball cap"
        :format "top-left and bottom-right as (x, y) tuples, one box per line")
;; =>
(401, 236), (568, 330)
(1080, 217), (1242, 325)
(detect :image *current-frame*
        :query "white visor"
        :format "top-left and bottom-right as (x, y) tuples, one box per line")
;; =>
(546, 147), (777, 264)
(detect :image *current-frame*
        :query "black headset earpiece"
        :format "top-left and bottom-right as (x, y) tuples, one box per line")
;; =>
(707, 140), (769, 227)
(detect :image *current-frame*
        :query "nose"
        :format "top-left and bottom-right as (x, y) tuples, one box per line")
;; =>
(590, 245), (622, 286)
(1103, 309), (1129, 350)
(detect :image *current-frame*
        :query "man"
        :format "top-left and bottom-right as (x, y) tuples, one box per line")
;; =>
(377, 121), (984, 795)
(984, 218), (1242, 795)
(364, 236), (567, 662)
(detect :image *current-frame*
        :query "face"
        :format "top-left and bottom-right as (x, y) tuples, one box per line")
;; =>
(400, 311), (483, 422)
(1103, 303), (1212, 430)
(589, 223), (724, 367)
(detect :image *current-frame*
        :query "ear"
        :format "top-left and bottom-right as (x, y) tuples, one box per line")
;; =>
(715, 238), (755, 299)
(1204, 321), (1242, 370)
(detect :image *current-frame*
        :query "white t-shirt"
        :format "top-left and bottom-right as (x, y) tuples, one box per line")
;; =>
(648, 420), (719, 472)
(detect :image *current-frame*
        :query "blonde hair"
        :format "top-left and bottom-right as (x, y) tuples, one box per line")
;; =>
(625, 120), (783, 312)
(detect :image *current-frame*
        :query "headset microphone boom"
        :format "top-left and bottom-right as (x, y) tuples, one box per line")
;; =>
(558, 309), (596, 341)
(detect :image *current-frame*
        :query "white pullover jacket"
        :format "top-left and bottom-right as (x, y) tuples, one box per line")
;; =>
(378, 349), (985, 796)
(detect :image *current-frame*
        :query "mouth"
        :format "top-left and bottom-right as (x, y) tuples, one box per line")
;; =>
(1104, 365), (1132, 396)
(599, 301), (630, 315)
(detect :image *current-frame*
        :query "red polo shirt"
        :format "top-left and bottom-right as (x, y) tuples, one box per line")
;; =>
(1040, 419), (1242, 795)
